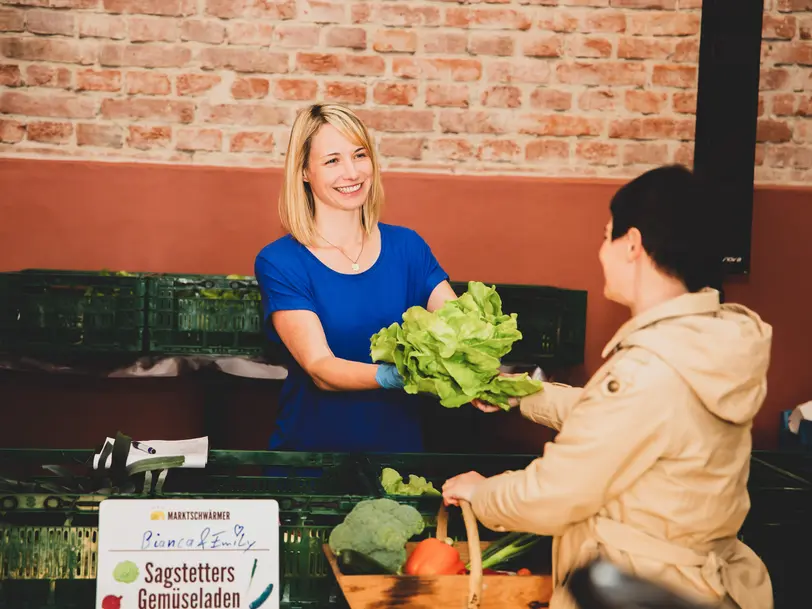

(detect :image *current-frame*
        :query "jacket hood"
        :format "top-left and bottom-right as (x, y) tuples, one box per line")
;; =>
(602, 289), (773, 424)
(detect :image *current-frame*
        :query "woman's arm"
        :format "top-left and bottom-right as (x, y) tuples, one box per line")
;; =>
(427, 280), (457, 312)
(272, 310), (382, 391)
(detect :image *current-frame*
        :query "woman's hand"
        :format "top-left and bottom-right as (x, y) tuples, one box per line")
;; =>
(442, 471), (487, 506)
(471, 397), (519, 413)
(375, 363), (405, 390)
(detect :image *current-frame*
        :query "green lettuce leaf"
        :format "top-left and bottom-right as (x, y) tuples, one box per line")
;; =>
(370, 281), (543, 409)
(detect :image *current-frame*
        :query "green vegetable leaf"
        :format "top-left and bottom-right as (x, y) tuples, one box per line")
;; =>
(370, 281), (543, 409)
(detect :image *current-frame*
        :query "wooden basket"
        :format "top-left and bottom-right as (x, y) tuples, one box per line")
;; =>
(324, 500), (554, 609)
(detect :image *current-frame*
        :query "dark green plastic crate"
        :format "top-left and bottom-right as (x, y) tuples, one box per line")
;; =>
(449, 281), (587, 367)
(146, 274), (264, 356)
(0, 270), (146, 354)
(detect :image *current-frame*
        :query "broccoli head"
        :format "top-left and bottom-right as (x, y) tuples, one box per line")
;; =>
(328, 498), (425, 573)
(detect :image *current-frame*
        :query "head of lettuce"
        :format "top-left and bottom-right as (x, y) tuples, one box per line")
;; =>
(370, 281), (543, 410)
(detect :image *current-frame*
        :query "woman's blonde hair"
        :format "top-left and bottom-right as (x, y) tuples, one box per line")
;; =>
(279, 103), (384, 246)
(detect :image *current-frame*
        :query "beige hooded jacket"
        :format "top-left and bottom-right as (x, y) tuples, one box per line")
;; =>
(471, 289), (774, 609)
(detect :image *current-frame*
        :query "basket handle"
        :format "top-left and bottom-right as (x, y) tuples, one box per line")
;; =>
(436, 501), (483, 609)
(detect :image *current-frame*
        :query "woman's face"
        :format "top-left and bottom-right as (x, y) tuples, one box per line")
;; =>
(598, 219), (633, 306)
(304, 123), (373, 214)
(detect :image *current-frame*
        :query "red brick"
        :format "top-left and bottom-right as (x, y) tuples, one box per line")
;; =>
(226, 22), (274, 46)
(625, 90), (668, 114)
(274, 24), (318, 48)
(609, 118), (695, 141)
(26, 9), (75, 36)
(757, 119), (792, 143)
(672, 39), (699, 63)
(623, 142), (669, 166)
(0, 64), (20, 87)
(1, 37), (96, 65)
(181, 19), (225, 44)
(0, 119), (25, 143)
(379, 4), (441, 27)
(760, 68), (792, 91)
(231, 77), (270, 100)
(127, 71), (170, 95)
(674, 143), (695, 167)
(0, 8), (24, 32)
(374, 29), (418, 53)
(0, 91), (96, 118)
(618, 37), (674, 60)
(394, 58), (482, 82)
(520, 114), (604, 137)
(672, 91), (697, 114)
(128, 16), (178, 41)
(610, 0), (676, 7)
(373, 82), (418, 106)
(127, 125), (171, 150)
(579, 89), (618, 112)
(569, 36), (613, 59)
(557, 62), (647, 86)
(481, 85), (522, 108)
(763, 14), (796, 40)
(79, 14), (126, 39)
(100, 43), (190, 68)
(772, 93), (796, 116)
(200, 48), (288, 73)
(754, 144), (766, 166)
(230, 131), (274, 153)
(296, 53), (341, 74)
(523, 34), (564, 58)
(27, 121), (73, 144)
(77, 123), (123, 148)
(104, 0), (196, 16)
(379, 136), (424, 160)
(324, 82), (366, 104)
(426, 139), (471, 162)
(101, 98), (194, 123)
(355, 109), (435, 133)
(530, 88), (572, 111)
(326, 26), (366, 50)
(351, 2), (371, 24)
(77, 69), (121, 92)
(537, 11), (579, 33)
(177, 73), (222, 96)
(797, 96), (812, 116)
(487, 59), (551, 84)
(50, 0), (100, 7)
(678, 0), (702, 7)
(801, 16), (812, 40)
(777, 0), (812, 11)
(628, 12), (700, 36)
(576, 141), (619, 165)
(177, 128), (222, 152)
(468, 33), (514, 56)
(272, 78), (318, 101)
(300, 0), (345, 23)
(758, 95), (766, 117)
(446, 7), (532, 31)
(25, 65), (72, 88)
(426, 84), (469, 108)
(477, 139), (520, 163)
(765, 144), (812, 170)
(653, 65), (697, 88)
(423, 32), (468, 54)
(768, 42), (812, 66)
(200, 104), (290, 126)
(526, 139), (570, 161)
(342, 55), (386, 76)
(204, 0), (284, 18)
(584, 11), (626, 33)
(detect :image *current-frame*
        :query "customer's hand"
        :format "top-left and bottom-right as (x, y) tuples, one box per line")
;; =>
(375, 363), (405, 390)
(471, 398), (519, 413)
(442, 471), (487, 506)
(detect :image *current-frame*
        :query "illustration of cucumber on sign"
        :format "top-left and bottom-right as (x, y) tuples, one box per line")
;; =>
(96, 499), (279, 609)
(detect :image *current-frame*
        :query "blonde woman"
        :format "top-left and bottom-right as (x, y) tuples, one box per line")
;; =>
(254, 103), (456, 453)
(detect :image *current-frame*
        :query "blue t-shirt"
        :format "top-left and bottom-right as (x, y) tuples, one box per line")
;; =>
(254, 223), (449, 453)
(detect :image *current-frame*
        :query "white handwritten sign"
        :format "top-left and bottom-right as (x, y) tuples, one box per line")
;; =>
(97, 499), (279, 609)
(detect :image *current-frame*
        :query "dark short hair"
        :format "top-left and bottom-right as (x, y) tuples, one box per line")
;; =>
(610, 164), (722, 293)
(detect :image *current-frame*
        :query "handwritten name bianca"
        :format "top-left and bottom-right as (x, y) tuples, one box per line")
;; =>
(142, 525), (257, 552)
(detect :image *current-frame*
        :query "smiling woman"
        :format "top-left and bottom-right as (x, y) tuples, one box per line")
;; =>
(254, 103), (458, 454)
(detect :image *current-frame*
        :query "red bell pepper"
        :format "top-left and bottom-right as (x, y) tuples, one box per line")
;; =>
(403, 538), (465, 576)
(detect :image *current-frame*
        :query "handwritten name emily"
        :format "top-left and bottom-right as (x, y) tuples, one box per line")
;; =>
(141, 525), (257, 552)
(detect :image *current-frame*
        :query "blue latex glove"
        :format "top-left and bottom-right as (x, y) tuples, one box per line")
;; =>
(375, 364), (405, 390)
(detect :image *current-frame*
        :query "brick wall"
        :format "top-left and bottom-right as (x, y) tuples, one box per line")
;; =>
(0, 0), (810, 183)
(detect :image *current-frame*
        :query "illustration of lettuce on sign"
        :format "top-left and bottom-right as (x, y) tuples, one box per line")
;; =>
(370, 281), (543, 409)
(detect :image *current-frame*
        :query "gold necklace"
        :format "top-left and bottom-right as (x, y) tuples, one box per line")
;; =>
(317, 231), (365, 272)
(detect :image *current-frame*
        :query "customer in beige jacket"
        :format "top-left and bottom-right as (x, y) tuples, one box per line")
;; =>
(443, 165), (774, 609)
